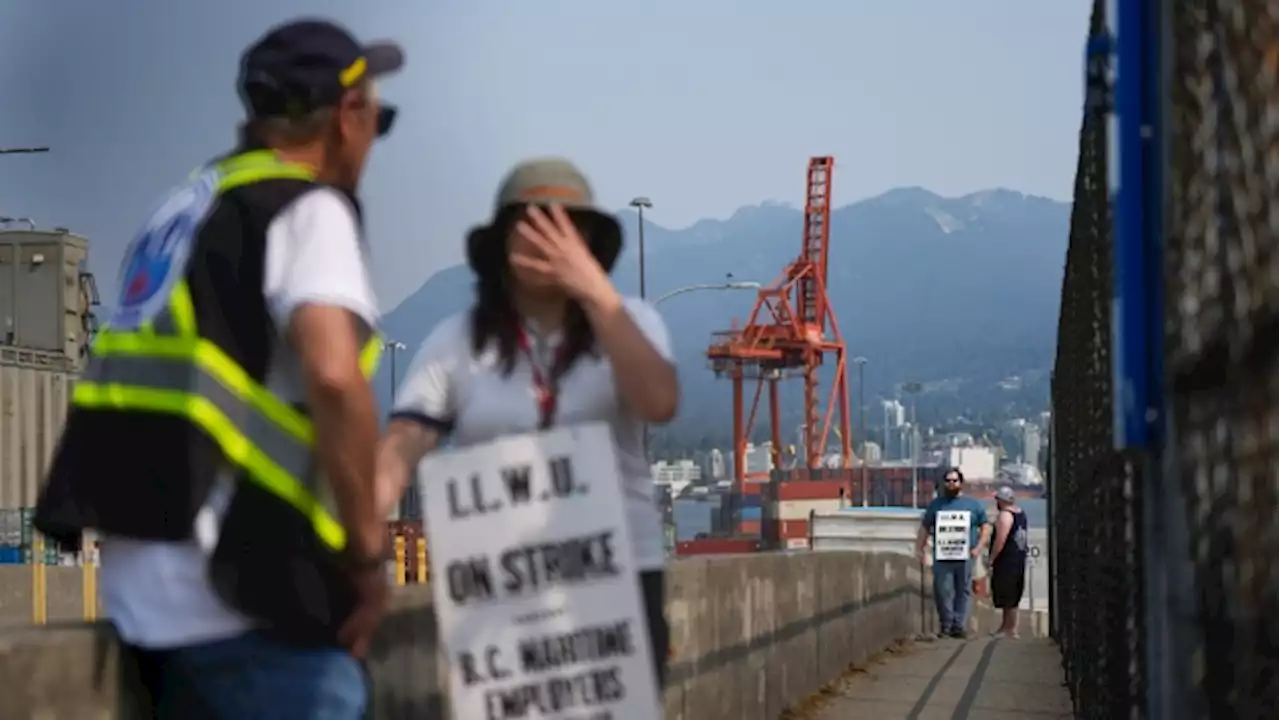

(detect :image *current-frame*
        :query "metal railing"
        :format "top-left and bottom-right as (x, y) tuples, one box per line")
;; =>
(1050, 4), (1124, 712)
(1051, 0), (1277, 717)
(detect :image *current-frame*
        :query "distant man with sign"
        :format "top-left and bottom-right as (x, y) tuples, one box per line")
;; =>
(916, 468), (991, 639)
(375, 158), (679, 718)
(987, 486), (1029, 638)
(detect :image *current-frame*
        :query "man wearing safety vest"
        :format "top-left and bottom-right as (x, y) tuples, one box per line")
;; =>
(34, 19), (405, 719)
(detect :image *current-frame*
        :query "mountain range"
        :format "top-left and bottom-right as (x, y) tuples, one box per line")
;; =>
(379, 187), (1069, 444)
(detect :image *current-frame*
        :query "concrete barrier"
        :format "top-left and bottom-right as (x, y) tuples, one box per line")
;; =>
(0, 551), (955, 719)
(0, 566), (103, 629)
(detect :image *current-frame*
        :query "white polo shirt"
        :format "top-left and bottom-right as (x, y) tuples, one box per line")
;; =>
(391, 300), (671, 571)
(99, 186), (380, 649)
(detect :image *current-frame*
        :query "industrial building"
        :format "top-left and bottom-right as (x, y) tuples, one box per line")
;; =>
(0, 226), (99, 563)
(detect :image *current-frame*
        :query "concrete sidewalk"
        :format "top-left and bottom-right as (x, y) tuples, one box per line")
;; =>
(810, 636), (1073, 720)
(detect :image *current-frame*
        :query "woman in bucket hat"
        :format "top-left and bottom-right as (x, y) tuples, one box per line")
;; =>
(376, 157), (679, 687)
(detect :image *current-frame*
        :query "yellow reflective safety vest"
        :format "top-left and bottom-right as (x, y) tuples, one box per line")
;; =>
(36, 149), (383, 644)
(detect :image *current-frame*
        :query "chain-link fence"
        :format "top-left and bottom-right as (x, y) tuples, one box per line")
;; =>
(1052, 0), (1278, 718)
(1166, 0), (1278, 717)
(1051, 0), (1138, 714)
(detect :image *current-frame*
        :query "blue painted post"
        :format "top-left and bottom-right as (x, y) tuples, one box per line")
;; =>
(1111, 0), (1161, 452)
(1110, 1), (1196, 718)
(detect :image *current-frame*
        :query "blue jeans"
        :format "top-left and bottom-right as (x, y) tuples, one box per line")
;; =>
(932, 559), (974, 633)
(130, 631), (367, 719)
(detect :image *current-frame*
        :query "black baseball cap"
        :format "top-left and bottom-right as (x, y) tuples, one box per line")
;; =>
(238, 19), (404, 137)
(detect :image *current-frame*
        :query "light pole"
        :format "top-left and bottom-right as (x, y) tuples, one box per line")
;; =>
(382, 339), (410, 518)
(902, 381), (923, 507)
(652, 281), (761, 306)
(629, 197), (653, 461)
(383, 340), (407, 404)
(644, 279), (759, 464)
(853, 357), (868, 506)
(629, 197), (652, 299)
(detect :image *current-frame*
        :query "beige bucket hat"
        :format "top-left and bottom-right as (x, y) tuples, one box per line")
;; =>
(465, 157), (623, 281)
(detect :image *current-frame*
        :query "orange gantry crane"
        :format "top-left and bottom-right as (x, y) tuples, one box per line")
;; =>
(706, 156), (853, 491)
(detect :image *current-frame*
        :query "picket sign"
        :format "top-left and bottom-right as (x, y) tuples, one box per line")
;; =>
(417, 422), (661, 720)
(933, 510), (972, 561)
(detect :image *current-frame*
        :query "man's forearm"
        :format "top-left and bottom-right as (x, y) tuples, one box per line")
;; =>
(374, 444), (412, 521)
(310, 378), (383, 558)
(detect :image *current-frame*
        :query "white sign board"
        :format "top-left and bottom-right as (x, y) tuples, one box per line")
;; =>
(1028, 544), (1042, 568)
(418, 423), (661, 720)
(933, 510), (972, 561)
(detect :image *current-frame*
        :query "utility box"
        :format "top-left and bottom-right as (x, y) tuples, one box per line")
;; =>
(0, 228), (95, 359)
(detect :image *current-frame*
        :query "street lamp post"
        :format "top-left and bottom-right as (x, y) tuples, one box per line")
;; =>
(384, 340), (408, 403)
(652, 281), (761, 306)
(638, 280), (761, 465)
(629, 197), (652, 299)
(629, 197), (653, 461)
(852, 357), (868, 506)
(902, 381), (923, 507)
(382, 339), (410, 518)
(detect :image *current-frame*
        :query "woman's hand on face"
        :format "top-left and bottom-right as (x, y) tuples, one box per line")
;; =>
(511, 204), (621, 310)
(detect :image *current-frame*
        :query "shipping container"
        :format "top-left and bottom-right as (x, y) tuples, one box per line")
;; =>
(0, 545), (22, 564)
(762, 518), (809, 540)
(0, 507), (22, 547)
(387, 519), (428, 584)
(738, 519), (761, 536)
(675, 537), (760, 556)
(739, 506), (762, 521)
(1, 347), (77, 509)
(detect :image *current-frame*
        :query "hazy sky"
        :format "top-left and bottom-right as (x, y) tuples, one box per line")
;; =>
(1, 1), (1089, 310)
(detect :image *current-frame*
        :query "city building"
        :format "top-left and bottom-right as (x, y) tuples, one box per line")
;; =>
(1021, 424), (1042, 467)
(745, 442), (774, 476)
(857, 441), (882, 464)
(941, 444), (998, 482)
(883, 399), (906, 428)
(651, 459), (702, 497)
(707, 448), (726, 481)
(1005, 418), (1043, 466)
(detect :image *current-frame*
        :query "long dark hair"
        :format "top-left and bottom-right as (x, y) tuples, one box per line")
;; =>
(467, 207), (600, 381)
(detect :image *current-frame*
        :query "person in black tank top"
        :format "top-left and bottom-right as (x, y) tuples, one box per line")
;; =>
(988, 486), (1029, 637)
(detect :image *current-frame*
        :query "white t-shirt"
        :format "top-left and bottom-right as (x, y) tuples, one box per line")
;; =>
(99, 186), (380, 649)
(391, 300), (672, 571)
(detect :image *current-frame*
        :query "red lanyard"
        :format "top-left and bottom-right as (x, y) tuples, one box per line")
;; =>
(514, 324), (563, 430)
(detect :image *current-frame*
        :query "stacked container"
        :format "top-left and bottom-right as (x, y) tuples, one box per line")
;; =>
(0, 507), (22, 563)
(387, 519), (427, 585)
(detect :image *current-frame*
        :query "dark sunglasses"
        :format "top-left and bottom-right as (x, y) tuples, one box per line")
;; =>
(376, 104), (397, 137)
(945, 477), (963, 484)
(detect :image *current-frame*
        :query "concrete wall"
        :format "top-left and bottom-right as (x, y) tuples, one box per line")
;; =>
(664, 551), (931, 719)
(0, 551), (950, 720)
(0, 566), (102, 629)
